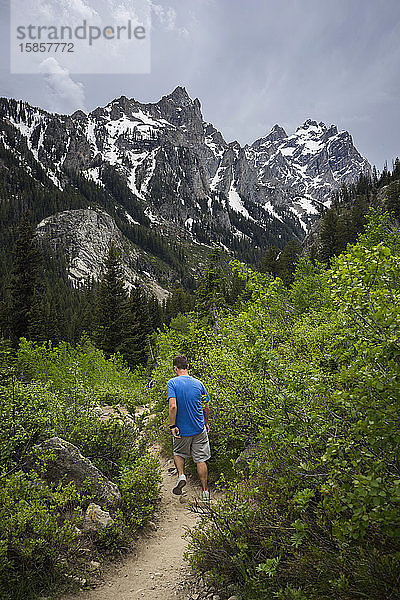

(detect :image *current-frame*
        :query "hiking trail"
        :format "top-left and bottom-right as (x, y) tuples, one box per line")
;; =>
(63, 451), (213, 600)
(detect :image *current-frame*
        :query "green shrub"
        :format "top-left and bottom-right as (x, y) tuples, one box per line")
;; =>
(119, 454), (161, 528)
(0, 335), (159, 598)
(180, 210), (400, 599)
(0, 471), (82, 600)
(94, 509), (130, 554)
(15, 336), (143, 410)
(64, 413), (144, 480)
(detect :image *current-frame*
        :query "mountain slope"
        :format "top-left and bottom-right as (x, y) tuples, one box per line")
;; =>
(0, 87), (371, 290)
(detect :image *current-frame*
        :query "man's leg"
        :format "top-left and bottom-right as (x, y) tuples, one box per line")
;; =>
(196, 461), (208, 491)
(174, 454), (185, 476)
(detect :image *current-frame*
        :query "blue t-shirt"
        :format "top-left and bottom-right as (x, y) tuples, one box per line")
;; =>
(167, 375), (210, 436)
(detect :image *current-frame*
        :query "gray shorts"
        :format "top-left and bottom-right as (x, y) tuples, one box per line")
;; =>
(172, 427), (211, 463)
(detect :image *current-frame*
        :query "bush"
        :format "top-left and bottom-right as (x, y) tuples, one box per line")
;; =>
(119, 454), (161, 528)
(0, 336), (160, 599)
(0, 471), (82, 600)
(94, 509), (130, 554)
(179, 210), (400, 599)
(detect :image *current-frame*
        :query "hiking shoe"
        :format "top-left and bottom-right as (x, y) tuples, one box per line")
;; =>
(172, 474), (187, 495)
(201, 490), (210, 503)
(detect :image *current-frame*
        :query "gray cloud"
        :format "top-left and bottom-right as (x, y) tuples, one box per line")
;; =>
(40, 58), (86, 113)
(0, 0), (399, 169)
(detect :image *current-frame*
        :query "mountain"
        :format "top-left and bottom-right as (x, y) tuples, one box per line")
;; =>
(0, 87), (371, 292)
(245, 119), (371, 232)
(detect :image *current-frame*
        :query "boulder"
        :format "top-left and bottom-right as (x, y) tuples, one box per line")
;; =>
(83, 503), (114, 532)
(33, 437), (121, 507)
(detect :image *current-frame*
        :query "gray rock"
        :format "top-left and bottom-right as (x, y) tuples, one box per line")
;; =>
(246, 119), (371, 232)
(83, 503), (114, 531)
(88, 560), (101, 571)
(36, 209), (138, 290)
(33, 437), (121, 507)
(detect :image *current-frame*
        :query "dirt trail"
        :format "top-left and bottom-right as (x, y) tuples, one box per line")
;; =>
(64, 454), (205, 600)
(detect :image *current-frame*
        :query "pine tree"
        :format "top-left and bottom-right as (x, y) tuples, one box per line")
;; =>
(391, 157), (400, 182)
(379, 161), (390, 187)
(164, 287), (194, 325)
(148, 295), (163, 331)
(93, 244), (130, 358)
(386, 180), (400, 219)
(122, 285), (150, 366)
(319, 209), (339, 262)
(7, 212), (42, 344)
(278, 240), (302, 285)
(259, 246), (280, 277)
(93, 246), (151, 367)
(351, 195), (368, 237)
(372, 166), (378, 188)
(196, 249), (227, 330)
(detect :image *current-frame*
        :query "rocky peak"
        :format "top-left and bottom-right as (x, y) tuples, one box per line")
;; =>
(163, 86), (192, 106)
(297, 119), (323, 131)
(155, 86), (204, 139)
(246, 117), (371, 231)
(204, 122), (226, 147)
(1, 89), (372, 293)
(71, 110), (88, 121)
(324, 124), (338, 138)
(267, 124), (288, 142)
(250, 125), (288, 151)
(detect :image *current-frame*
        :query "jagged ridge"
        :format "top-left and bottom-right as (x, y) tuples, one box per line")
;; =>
(0, 88), (371, 288)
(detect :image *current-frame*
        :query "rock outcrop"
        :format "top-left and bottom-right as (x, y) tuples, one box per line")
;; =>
(245, 119), (371, 232)
(33, 437), (121, 507)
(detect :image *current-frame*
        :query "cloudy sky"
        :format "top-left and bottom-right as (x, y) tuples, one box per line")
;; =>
(0, 0), (399, 169)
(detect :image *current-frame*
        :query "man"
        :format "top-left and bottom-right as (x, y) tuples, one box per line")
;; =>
(167, 355), (211, 501)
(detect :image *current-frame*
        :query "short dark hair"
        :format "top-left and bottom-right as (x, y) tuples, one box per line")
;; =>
(173, 355), (188, 370)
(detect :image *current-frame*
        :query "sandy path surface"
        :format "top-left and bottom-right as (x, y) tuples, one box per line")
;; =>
(63, 454), (204, 600)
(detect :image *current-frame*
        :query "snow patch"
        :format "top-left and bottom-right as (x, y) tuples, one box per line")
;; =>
(228, 182), (253, 220)
(210, 165), (227, 190)
(139, 149), (157, 195)
(86, 119), (98, 151)
(125, 211), (140, 226)
(293, 196), (319, 215)
(280, 146), (295, 157)
(85, 167), (104, 186)
(264, 201), (283, 222)
(144, 207), (161, 224)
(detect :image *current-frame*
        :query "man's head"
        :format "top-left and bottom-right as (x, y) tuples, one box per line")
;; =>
(173, 355), (189, 374)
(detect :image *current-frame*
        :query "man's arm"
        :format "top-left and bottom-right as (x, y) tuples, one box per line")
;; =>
(169, 397), (181, 438)
(201, 384), (210, 433)
(203, 402), (209, 433)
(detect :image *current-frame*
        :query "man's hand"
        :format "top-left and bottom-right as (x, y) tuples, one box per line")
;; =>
(205, 423), (209, 433)
(171, 426), (181, 438)
(169, 397), (180, 437)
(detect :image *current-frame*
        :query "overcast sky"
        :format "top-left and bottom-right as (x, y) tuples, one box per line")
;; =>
(0, 0), (399, 170)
